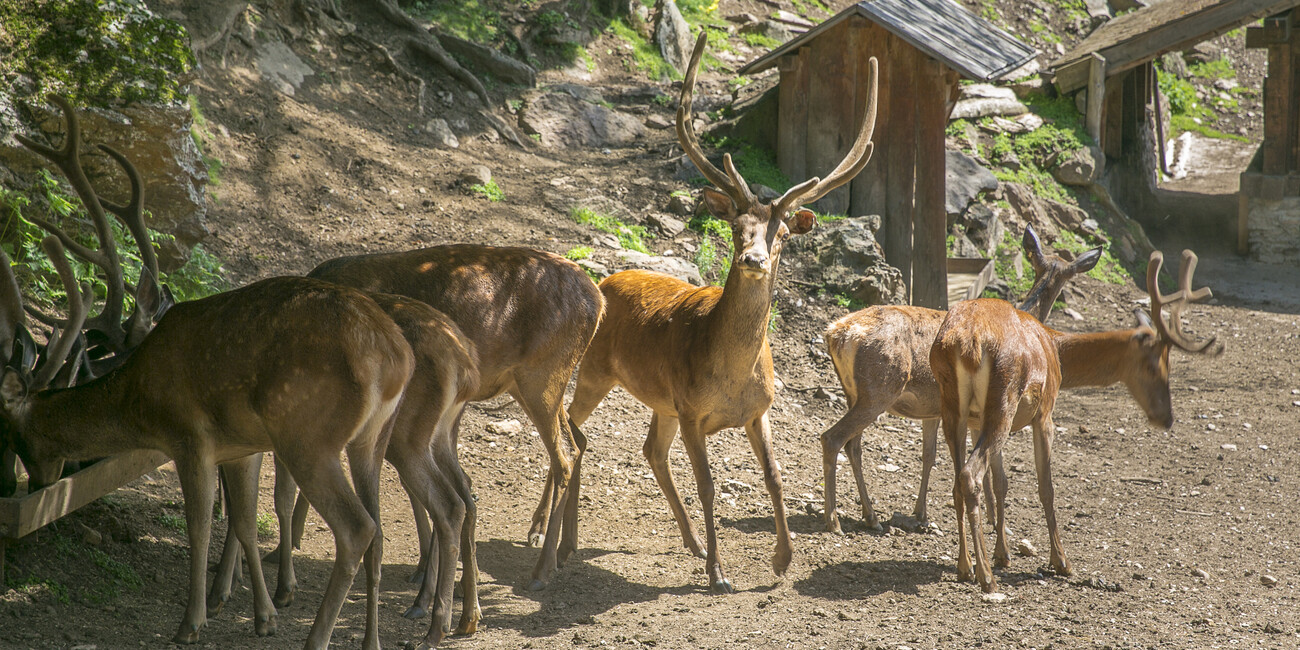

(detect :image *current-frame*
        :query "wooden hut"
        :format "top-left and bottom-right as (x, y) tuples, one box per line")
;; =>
(1049, 0), (1300, 261)
(738, 0), (1035, 309)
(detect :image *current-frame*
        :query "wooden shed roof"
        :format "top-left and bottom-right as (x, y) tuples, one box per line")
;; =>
(1051, 0), (1300, 93)
(736, 0), (1037, 81)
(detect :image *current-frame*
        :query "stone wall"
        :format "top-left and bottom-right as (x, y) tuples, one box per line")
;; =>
(1247, 196), (1300, 264)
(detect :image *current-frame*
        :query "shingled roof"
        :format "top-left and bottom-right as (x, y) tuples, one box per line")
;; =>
(1051, 0), (1300, 93)
(736, 0), (1037, 81)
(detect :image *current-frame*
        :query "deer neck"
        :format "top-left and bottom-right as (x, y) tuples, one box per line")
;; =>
(705, 264), (777, 370)
(1053, 329), (1135, 389)
(22, 377), (140, 463)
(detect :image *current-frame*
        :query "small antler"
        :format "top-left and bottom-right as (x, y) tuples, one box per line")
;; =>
(773, 56), (878, 216)
(676, 32), (754, 212)
(30, 237), (92, 389)
(1146, 249), (1221, 355)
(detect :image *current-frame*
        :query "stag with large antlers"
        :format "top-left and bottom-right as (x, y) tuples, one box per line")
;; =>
(3, 97), (415, 648)
(565, 32), (877, 593)
(930, 249), (1220, 593)
(820, 227), (1101, 533)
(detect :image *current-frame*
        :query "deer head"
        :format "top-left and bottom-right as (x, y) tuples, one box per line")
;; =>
(1018, 225), (1102, 322)
(677, 32), (877, 279)
(1125, 249), (1222, 429)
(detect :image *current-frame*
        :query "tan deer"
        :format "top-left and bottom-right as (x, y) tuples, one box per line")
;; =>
(208, 294), (481, 648)
(930, 249), (1220, 593)
(566, 32), (878, 593)
(4, 96), (415, 648)
(821, 227), (1101, 533)
(305, 243), (604, 591)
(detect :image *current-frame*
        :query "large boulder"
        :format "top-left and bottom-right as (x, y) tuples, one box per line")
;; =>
(950, 85), (1028, 120)
(1051, 145), (1104, 186)
(1002, 183), (1088, 241)
(519, 91), (646, 148)
(798, 215), (906, 306)
(655, 0), (695, 75)
(946, 149), (999, 220)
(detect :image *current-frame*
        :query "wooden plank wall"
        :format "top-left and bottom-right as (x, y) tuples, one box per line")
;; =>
(913, 56), (950, 310)
(850, 20), (890, 221)
(884, 33), (917, 300)
(777, 47), (810, 184)
(806, 19), (859, 215)
(1263, 37), (1295, 173)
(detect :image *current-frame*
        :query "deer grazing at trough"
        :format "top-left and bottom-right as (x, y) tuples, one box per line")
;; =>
(820, 227), (1101, 533)
(930, 249), (1220, 593)
(210, 294), (482, 649)
(4, 96), (416, 649)
(300, 243), (604, 592)
(565, 31), (878, 593)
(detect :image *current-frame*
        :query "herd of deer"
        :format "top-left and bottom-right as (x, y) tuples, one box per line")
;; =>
(0, 34), (1220, 649)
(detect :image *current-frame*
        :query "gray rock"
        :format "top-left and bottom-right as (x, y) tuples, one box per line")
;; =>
(726, 12), (760, 25)
(648, 213), (687, 237)
(255, 41), (314, 96)
(667, 193), (694, 216)
(1108, 0), (1148, 11)
(655, 0), (695, 75)
(615, 250), (703, 285)
(962, 204), (1004, 257)
(751, 183), (781, 202)
(950, 85), (1028, 120)
(520, 91), (646, 148)
(997, 149), (1022, 170)
(550, 83), (606, 106)
(645, 114), (674, 129)
(577, 258), (609, 279)
(796, 216), (905, 306)
(1003, 183), (1088, 240)
(946, 150), (999, 218)
(1084, 0), (1111, 26)
(739, 20), (793, 45)
(459, 165), (492, 186)
(1052, 145), (1104, 186)
(1159, 52), (1190, 79)
(1183, 41), (1218, 65)
(425, 118), (459, 148)
(486, 419), (523, 435)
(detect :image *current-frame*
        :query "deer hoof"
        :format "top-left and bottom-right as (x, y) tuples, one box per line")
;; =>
(710, 577), (734, 594)
(205, 595), (227, 618)
(255, 614), (276, 637)
(172, 623), (203, 644)
(454, 617), (479, 636)
(403, 604), (428, 620)
(527, 578), (548, 592)
(527, 532), (544, 548)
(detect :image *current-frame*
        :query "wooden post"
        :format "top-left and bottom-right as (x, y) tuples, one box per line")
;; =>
(1238, 189), (1251, 255)
(850, 21), (890, 220)
(777, 48), (810, 184)
(806, 19), (856, 215)
(913, 56), (949, 310)
(1087, 52), (1107, 148)
(1263, 43), (1293, 174)
(884, 37), (917, 302)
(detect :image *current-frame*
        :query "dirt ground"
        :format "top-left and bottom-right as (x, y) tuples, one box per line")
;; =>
(3, 2), (1299, 648)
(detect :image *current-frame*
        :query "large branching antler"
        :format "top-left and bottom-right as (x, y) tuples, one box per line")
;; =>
(30, 237), (93, 389)
(773, 56), (878, 216)
(676, 32), (756, 212)
(15, 95), (156, 362)
(1145, 249), (1222, 356)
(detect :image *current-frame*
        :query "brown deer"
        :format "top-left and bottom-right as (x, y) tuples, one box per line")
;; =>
(930, 249), (1219, 593)
(565, 32), (878, 593)
(820, 227), (1100, 533)
(4, 96), (416, 649)
(208, 293), (481, 648)
(305, 243), (604, 591)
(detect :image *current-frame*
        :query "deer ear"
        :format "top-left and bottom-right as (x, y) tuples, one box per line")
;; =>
(1072, 247), (1103, 274)
(1, 368), (27, 409)
(786, 209), (816, 235)
(700, 188), (737, 222)
(1022, 225), (1045, 270)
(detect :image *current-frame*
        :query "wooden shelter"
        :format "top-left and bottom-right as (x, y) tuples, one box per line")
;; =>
(738, 0), (1035, 309)
(1049, 0), (1300, 259)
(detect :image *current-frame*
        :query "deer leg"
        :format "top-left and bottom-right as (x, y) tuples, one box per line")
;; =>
(405, 477), (433, 584)
(940, 402), (972, 583)
(642, 412), (704, 558)
(1032, 416), (1071, 577)
(913, 418), (940, 523)
(347, 438), (387, 650)
(221, 455), (277, 636)
(390, 442), (461, 641)
(960, 434), (997, 593)
(819, 402), (878, 533)
(990, 451), (1011, 569)
(559, 415), (587, 565)
(517, 382), (574, 592)
(844, 435), (880, 532)
(207, 463), (243, 618)
(271, 454), (299, 607)
(173, 453), (216, 644)
(678, 421), (729, 593)
(983, 455), (998, 527)
(745, 413), (793, 578)
(450, 465), (480, 636)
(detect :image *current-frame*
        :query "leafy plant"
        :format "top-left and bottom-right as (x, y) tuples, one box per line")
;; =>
(257, 512), (276, 539)
(406, 0), (500, 43)
(564, 246), (594, 261)
(608, 19), (680, 81)
(688, 213), (732, 283)
(157, 513), (187, 533)
(570, 207), (651, 253)
(470, 180), (504, 202)
(742, 32), (782, 49)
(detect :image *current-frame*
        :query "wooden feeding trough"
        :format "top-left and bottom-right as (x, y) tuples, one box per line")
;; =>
(0, 452), (170, 580)
(738, 0), (1035, 309)
(946, 257), (996, 304)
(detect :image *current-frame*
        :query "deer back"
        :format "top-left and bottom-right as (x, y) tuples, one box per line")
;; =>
(309, 244), (603, 397)
(825, 305), (944, 416)
(368, 292), (480, 406)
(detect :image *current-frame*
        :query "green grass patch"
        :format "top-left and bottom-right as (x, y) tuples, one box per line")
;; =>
(157, 513), (187, 533)
(257, 512), (276, 539)
(564, 246), (594, 261)
(1055, 230), (1130, 285)
(1169, 115), (1249, 142)
(570, 207), (651, 253)
(470, 180), (505, 202)
(1188, 57), (1236, 81)
(608, 19), (680, 81)
(405, 0), (500, 43)
(688, 214), (732, 283)
(742, 32), (782, 49)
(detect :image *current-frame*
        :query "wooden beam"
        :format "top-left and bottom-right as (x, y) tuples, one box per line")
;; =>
(1053, 56), (1092, 94)
(884, 36), (917, 301)
(777, 48), (810, 186)
(913, 56), (949, 310)
(805, 19), (856, 215)
(1238, 186), (1251, 256)
(0, 450), (170, 540)
(1104, 72), (1125, 158)
(1263, 43), (1294, 174)
(850, 21), (890, 220)
(1087, 53), (1107, 148)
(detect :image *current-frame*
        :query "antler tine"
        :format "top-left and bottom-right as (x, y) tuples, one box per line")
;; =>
(15, 95), (130, 357)
(31, 237), (92, 389)
(0, 249), (25, 361)
(676, 31), (749, 210)
(774, 56), (879, 213)
(1146, 250), (1221, 356)
(97, 143), (162, 348)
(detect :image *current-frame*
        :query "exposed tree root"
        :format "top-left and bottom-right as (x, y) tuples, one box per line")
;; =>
(190, 2), (249, 58)
(350, 33), (427, 116)
(364, 0), (493, 107)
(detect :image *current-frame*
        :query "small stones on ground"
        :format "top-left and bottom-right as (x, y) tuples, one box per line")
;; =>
(837, 611), (862, 621)
(1261, 574), (1278, 587)
(877, 463), (901, 473)
(981, 592), (1007, 603)
(1264, 622), (1285, 634)
(1219, 442), (1235, 451)
(1016, 538), (1037, 557)
(487, 419), (523, 435)
(1191, 567), (1210, 579)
